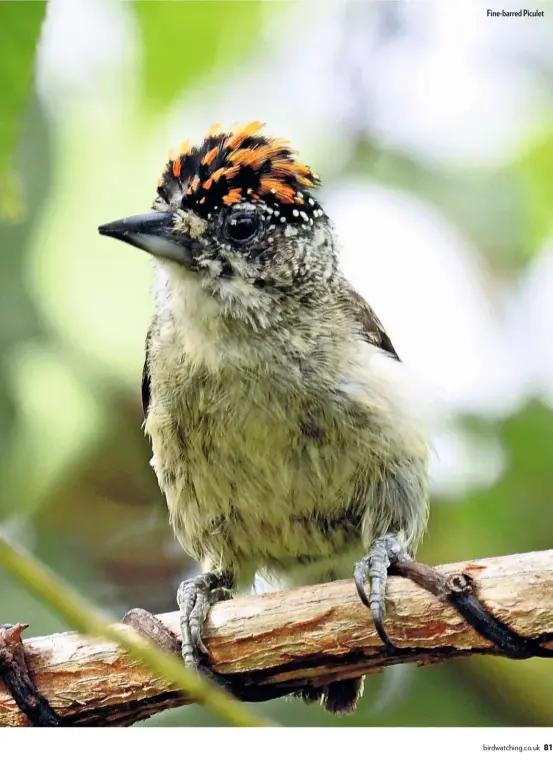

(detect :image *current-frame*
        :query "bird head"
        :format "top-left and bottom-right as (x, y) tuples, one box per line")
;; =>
(99, 122), (337, 316)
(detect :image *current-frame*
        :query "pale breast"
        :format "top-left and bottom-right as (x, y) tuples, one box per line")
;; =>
(145, 361), (376, 578)
(146, 279), (429, 582)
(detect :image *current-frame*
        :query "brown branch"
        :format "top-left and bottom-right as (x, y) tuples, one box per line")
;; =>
(1, 549), (553, 726)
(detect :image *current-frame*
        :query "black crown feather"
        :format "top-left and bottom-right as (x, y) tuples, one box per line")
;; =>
(156, 122), (324, 226)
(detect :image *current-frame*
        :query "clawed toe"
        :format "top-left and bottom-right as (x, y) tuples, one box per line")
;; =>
(177, 570), (234, 668)
(354, 542), (553, 660)
(124, 572), (235, 672)
(354, 535), (412, 648)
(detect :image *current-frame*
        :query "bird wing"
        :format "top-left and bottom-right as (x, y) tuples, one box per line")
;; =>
(141, 323), (154, 418)
(349, 289), (400, 361)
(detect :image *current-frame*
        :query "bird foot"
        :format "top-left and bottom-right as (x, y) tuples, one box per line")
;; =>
(176, 570), (234, 667)
(354, 536), (553, 659)
(354, 535), (412, 648)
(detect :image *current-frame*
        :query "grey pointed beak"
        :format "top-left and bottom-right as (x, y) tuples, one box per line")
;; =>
(98, 211), (192, 265)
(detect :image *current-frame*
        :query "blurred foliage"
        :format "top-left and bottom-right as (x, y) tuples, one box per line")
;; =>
(136, 0), (265, 113)
(1, 0), (553, 730)
(356, 139), (550, 274)
(515, 133), (553, 264)
(0, 98), (52, 508)
(0, 1), (45, 212)
(426, 403), (553, 565)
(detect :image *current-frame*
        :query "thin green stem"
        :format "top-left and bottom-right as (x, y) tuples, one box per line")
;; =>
(0, 534), (273, 727)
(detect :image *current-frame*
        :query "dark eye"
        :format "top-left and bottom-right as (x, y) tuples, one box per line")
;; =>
(225, 211), (261, 244)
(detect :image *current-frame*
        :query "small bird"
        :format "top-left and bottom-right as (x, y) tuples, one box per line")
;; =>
(99, 121), (430, 714)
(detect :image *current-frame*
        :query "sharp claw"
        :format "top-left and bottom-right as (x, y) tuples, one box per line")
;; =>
(189, 618), (209, 656)
(196, 638), (209, 656)
(373, 611), (397, 649)
(354, 535), (413, 648)
(354, 561), (371, 609)
(177, 571), (234, 669)
(369, 574), (397, 649)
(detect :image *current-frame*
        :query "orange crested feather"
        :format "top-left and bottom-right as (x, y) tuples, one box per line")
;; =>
(224, 120), (266, 150)
(207, 121), (223, 137)
(227, 147), (268, 169)
(258, 177), (296, 203)
(201, 147), (219, 166)
(159, 122), (321, 210)
(222, 188), (242, 205)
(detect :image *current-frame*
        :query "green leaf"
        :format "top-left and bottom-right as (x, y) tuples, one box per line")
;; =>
(134, 0), (265, 112)
(0, 1), (46, 176)
(513, 133), (553, 263)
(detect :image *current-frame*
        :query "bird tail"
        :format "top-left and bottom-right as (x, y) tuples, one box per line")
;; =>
(298, 676), (364, 715)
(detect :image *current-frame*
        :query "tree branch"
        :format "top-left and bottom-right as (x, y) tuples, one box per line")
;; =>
(1, 549), (553, 727)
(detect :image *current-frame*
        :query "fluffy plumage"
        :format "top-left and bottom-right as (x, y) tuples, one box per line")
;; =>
(144, 271), (428, 585)
(105, 123), (430, 714)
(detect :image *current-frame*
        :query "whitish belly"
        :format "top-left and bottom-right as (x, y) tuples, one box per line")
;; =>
(147, 396), (371, 579)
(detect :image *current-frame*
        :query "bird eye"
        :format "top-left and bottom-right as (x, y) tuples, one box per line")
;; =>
(224, 211), (261, 245)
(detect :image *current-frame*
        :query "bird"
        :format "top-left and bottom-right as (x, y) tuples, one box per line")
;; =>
(98, 121), (431, 714)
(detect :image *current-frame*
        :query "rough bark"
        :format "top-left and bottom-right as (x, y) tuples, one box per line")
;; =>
(1, 549), (552, 727)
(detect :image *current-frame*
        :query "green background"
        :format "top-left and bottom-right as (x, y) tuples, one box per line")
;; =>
(1, 0), (553, 727)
